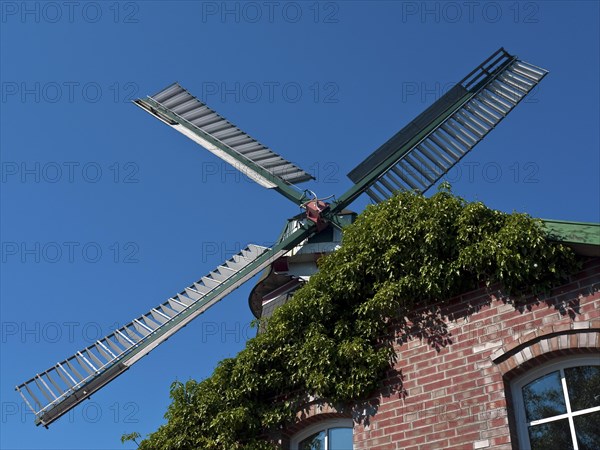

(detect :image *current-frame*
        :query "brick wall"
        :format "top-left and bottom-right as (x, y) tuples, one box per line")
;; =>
(348, 256), (600, 450)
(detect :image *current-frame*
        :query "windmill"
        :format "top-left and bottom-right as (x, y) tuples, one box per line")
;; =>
(16, 48), (547, 427)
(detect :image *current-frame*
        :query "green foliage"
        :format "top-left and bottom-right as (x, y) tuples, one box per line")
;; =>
(127, 186), (577, 449)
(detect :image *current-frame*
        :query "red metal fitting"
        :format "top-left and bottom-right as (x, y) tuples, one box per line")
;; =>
(305, 200), (330, 231)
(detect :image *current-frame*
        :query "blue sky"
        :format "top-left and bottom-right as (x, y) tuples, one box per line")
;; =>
(1, 1), (598, 449)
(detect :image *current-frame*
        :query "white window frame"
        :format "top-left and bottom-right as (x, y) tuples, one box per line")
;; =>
(511, 354), (600, 450)
(290, 418), (353, 450)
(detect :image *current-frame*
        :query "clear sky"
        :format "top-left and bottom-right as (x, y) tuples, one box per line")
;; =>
(1, 1), (598, 449)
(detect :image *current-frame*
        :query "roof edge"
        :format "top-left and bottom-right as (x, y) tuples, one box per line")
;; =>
(542, 219), (600, 257)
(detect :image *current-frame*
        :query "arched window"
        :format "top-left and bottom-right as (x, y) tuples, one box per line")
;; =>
(511, 355), (600, 450)
(290, 418), (353, 450)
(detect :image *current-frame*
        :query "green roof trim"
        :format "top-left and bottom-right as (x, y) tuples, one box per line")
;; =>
(542, 219), (600, 252)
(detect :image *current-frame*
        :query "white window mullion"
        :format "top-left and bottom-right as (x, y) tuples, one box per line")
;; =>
(560, 368), (579, 450)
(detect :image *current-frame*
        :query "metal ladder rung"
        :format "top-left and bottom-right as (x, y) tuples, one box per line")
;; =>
(84, 348), (105, 368)
(161, 91), (191, 109)
(429, 133), (463, 159)
(510, 64), (543, 83)
(44, 372), (65, 397)
(95, 341), (116, 361)
(477, 93), (509, 116)
(246, 244), (267, 255)
(420, 141), (454, 168)
(115, 329), (136, 347)
(366, 187), (384, 203)
(167, 298), (186, 312)
(76, 352), (97, 374)
(395, 158), (428, 188)
(189, 112), (220, 128)
(24, 384), (43, 411)
(411, 150), (442, 179)
(435, 129), (469, 156)
(483, 86), (516, 110)
(105, 335), (126, 355)
(232, 141), (262, 153)
(203, 120), (233, 134)
(140, 314), (161, 330)
(514, 60), (546, 77)
(176, 293), (194, 306)
(447, 119), (479, 143)
(34, 376), (56, 402)
(456, 109), (490, 134)
(200, 276), (221, 289)
(226, 136), (255, 148)
(468, 100), (501, 124)
(171, 98), (201, 116)
(404, 154), (437, 183)
(194, 114), (224, 129)
(212, 127), (243, 140)
(489, 80), (523, 103)
(66, 359), (85, 381)
(371, 181), (392, 200)
(390, 164), (421, 191)
(150, 308), (170, 324)
(189, 284), (210, 296)
(497, 73), (529, 94)
(482, 89), (513, 112)
(502, 71), (534, 90)
(56, 363), (77, 388)
(181, 106), (211, 122)
(441, 123), (476, 148)
(208, 269), (231, 282)
(225, 255), (250, 271)
(122, 326), (142, 343)
(133, 319), (152, 336)
(385, 166), (412, 191)
(504, 68), (535, 88)
(157, 303), (177, 318)
(450, 113), (485, 138)
(377, 173), (402, 195)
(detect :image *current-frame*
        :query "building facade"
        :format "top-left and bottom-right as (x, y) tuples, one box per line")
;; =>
(252, 220), (600, 450)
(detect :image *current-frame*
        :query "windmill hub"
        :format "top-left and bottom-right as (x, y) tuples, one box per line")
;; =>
(304, 198), (330, 232)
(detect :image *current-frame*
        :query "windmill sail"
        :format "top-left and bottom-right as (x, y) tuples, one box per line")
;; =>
(17, 244), (275, 427)
(135, 83), (313, 205)
(344, 48), (548, 204)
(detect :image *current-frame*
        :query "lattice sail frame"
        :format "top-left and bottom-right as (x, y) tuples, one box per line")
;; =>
(342, 48), (547, 205)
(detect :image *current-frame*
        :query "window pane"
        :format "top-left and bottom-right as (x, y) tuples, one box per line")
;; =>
(565, 366), (600, 412)
(328, 427), (353, 450)
(574, 410), (600, 450)
(523, 371), (567, 421)
(528, 419), (574, 450)
(299, 430), (326, 450)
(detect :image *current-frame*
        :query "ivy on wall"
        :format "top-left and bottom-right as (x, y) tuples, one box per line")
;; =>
(125, 185), (577, 449)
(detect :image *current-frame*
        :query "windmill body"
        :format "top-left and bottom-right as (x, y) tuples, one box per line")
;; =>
(16, 48), (548, 427)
